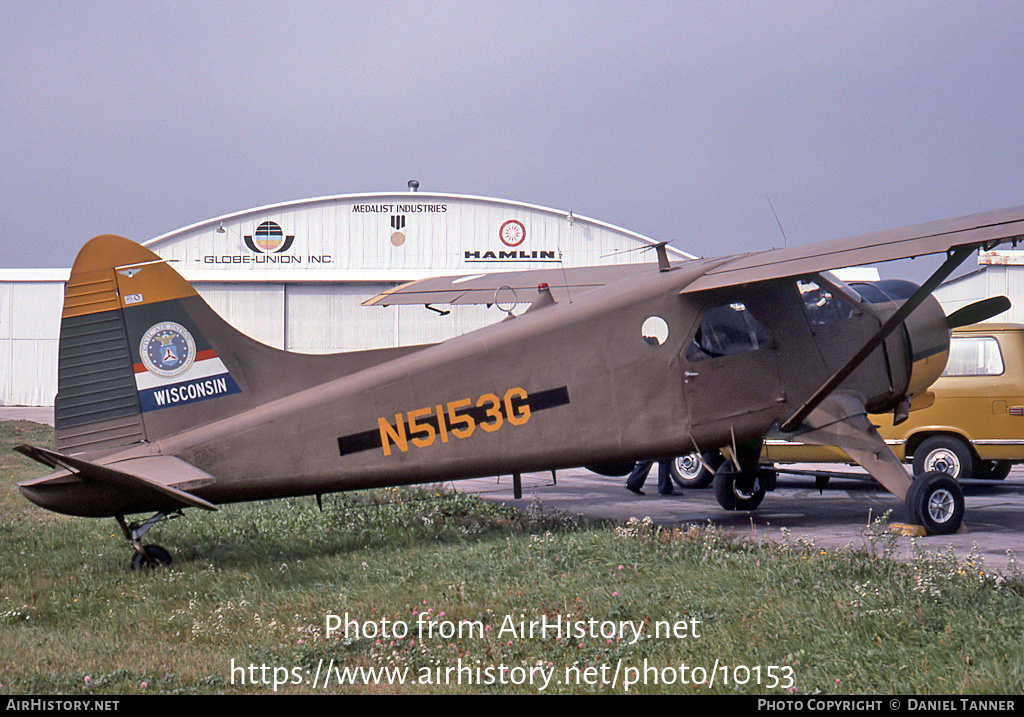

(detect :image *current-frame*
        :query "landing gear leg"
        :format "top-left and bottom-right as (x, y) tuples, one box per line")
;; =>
(776, 395), (967, 535)
(116, 512), (178, 570)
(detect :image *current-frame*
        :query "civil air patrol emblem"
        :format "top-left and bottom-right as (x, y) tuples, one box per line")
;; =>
(139, 322), (197, 378)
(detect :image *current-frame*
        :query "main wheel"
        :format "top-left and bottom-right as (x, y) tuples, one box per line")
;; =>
(905, 471), (964, 535)
(670, 451), (723, 489)
(130, 544), (173, 570)
(713, 462), (767, 511)
(912, 436), (973, 481)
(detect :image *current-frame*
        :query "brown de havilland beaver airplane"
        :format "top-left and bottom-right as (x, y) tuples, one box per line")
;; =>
(14, 206), (1024, 568)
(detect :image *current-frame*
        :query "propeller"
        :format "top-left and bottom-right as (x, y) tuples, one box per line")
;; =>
(945, 295), (1011, 329)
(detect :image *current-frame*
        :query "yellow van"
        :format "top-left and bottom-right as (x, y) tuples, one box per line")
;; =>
(670, 324), (1024, 486)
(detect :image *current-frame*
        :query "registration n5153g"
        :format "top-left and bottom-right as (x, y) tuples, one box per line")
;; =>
(378, 387), (531, 456)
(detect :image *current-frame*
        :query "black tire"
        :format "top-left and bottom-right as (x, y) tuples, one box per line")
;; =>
(713, 461), (767, 511)
(912, 436), (973, 481)
(670, 451), (723, 489)
(906, 471), (965, 535)
(130, 544), (173, 570)
(972, 460), (1012, 481)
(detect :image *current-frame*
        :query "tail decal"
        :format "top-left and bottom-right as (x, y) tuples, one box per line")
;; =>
(133, 321), (241, 412)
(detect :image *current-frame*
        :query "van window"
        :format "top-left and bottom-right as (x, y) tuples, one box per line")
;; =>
(943, 336), (1004, 376)
(686, 302), (769, 361)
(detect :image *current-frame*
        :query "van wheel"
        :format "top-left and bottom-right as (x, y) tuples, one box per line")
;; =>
(912, 436), (973, 481)
(670, 451), (723, 489)
(906, 471), (964, 535)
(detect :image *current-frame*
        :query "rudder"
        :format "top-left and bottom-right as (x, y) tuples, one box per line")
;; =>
(55, 236), (159, 453)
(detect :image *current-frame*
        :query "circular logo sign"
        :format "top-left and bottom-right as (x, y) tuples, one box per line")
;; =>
(253, 221), (287, 253)
(139, 322), (197, 378)
(499, 220), (526, 247)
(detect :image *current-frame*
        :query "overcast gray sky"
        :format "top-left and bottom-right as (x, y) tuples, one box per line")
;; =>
(2, 1), (1022, 282)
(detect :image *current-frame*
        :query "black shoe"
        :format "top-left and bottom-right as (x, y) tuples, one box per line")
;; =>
(626, 485), (645, 496)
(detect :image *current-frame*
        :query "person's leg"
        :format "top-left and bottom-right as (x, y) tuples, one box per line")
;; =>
(657, 460), (675, 495)
(626, 461), (654, 494)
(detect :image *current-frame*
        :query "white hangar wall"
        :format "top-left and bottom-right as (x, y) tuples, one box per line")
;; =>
(1, 191), (690, 406)
(190, 281), (494, 352)
(934, 251), (1024, 325)
(0, 272), (66, 406)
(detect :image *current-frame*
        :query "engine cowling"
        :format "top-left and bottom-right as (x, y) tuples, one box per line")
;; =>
(847, 280), (950, 415)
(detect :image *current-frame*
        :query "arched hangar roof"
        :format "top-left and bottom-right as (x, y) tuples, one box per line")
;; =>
(144, 191), (694, 283)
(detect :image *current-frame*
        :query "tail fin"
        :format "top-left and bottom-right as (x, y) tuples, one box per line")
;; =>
(56, 235), (427, 457)
(55, 235), (242, 454)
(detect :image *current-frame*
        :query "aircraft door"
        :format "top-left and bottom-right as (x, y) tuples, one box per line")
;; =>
(682, 298), (785, 428)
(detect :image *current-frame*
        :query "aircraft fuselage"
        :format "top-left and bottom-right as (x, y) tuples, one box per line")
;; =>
(150, 264), (934, 508)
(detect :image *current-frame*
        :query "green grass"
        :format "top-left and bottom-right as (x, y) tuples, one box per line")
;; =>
(2, 420), (1024, 694)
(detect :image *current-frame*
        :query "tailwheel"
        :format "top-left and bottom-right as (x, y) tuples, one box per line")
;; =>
(117, 512), (179, 570)
(130, 544), (173, 570)
(713, 461), (769, 511)
(905, 471), (964, 535)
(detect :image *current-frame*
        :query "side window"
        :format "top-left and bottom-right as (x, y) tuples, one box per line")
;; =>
(943, 337), (1004, 376)
(798, 278), (854, 325)
(686, 302), (769, 362)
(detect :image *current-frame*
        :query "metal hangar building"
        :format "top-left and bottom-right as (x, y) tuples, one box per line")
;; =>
(934, 250), (1024, 325)
(0, 190), (693, 407)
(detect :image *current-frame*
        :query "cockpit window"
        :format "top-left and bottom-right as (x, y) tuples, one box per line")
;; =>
(686, 302), (769, 362)
(849, 279), (918, 304)
(798, 279), (855, 325)
(822, 272), (865, 305)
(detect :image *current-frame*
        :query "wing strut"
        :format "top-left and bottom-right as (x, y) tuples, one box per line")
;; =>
(779, 246), (973, 433)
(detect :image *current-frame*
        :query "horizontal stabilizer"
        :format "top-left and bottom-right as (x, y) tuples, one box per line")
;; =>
(15, 445), (217, 512)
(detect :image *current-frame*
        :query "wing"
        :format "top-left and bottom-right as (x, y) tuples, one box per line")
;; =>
(366, 205), (1024, 307)
(682, 205), (1024, 293)
(362, 263), (661, 307)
